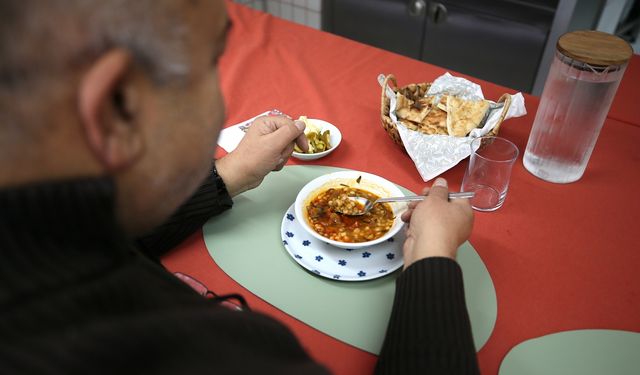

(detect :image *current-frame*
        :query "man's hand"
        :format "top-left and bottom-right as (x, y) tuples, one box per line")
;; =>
(215, 115), (308, 197)
(401, 178), (474, 269)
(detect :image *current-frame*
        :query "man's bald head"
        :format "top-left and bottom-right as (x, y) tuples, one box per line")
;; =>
(0, 0), (230, 234)
(0, 0), (192, 91)
(0, 0), (202, 158)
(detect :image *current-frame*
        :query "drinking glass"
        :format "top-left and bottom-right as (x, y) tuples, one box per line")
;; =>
(461, 136), (519, 211)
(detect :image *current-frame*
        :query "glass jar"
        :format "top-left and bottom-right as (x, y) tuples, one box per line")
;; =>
(523, 30), (633, 183)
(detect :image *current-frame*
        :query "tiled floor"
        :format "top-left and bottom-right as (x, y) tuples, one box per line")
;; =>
(233, 0), (322, 30)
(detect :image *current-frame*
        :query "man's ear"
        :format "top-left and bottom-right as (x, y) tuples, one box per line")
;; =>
(78, 49), (144, 172)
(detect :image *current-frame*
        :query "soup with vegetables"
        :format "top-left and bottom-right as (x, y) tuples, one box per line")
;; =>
(306, 186), (395, 243)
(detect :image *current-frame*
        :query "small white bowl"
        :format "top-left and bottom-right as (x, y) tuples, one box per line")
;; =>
(291, 119), (342, 161)
(294, 170), (405, 249)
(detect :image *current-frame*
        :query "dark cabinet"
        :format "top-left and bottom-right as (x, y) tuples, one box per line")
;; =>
(322, 0), (427, 59)
(322, 0), (558, 93)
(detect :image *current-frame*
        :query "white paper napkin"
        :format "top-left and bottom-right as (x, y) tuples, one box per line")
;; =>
(217, 110), (285, 152)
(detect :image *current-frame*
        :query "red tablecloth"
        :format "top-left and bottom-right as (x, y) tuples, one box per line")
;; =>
(162, 3), (640, 374)
(610, 54), (640, 127)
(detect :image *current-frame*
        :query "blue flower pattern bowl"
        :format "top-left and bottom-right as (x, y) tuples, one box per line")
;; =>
(281, 204), (404, 281)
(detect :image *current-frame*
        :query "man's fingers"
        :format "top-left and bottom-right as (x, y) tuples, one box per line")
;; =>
(274, 144), (295, 171)
(251, 115), (283, 134)
(274, 162), (286, 171)
(269, 120), (306, 151)
(293, 121), (309, 153)
(404, 226), (413, 239)
(281, 143), (295, 159)
(427, 177), (449, 201)
(268, 118), (307, 153)
(451, 196), (474, 214)
(401, 209), (413, 223)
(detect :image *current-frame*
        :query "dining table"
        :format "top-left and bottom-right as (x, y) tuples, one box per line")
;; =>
(161, 2), (640, 374)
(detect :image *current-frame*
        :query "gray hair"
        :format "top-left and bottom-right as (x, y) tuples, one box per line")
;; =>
(0, 0), (193, 91)
(0, 0), (198, 157)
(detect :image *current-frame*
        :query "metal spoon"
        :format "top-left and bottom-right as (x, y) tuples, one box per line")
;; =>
(478, 102), (505, 127)
(336, 192), (475, 216)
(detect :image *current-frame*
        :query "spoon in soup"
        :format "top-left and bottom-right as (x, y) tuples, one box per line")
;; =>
(336, 192), (475, 216)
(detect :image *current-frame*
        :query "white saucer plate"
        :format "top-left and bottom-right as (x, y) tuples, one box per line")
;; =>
(280, 204), (404, 281)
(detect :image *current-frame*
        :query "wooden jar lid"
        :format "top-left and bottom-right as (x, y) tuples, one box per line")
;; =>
(557, 30), (633, 66)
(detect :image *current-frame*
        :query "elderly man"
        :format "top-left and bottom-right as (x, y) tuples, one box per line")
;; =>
(0, 0), (478, 374)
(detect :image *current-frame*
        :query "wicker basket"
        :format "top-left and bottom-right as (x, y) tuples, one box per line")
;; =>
(380, 74), (512, 149)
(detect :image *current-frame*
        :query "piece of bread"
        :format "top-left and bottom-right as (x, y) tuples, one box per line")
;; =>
(446, 96), (490, 136)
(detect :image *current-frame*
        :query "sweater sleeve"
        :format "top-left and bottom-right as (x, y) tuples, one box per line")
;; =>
(136, 167), (233, 259)
(374, 257), (480, 375)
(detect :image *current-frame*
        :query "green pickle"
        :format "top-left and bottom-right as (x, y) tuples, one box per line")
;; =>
(295, 124), (332, 154)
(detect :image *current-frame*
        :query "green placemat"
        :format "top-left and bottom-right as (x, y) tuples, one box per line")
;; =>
(203, 165), (497, 354)
(499, 329), (640, 375)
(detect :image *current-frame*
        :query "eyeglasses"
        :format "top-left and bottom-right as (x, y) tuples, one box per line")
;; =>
(173, 272), (249, 311)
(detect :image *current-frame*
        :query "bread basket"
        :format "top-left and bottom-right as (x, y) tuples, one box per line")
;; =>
(380, 74), (512, 149)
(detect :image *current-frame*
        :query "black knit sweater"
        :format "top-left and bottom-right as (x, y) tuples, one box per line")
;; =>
(0, 172), (479, 374)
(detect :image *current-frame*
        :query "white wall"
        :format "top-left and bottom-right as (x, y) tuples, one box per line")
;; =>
(596, 0), (640, 54)
(234, 0), (322, 30)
